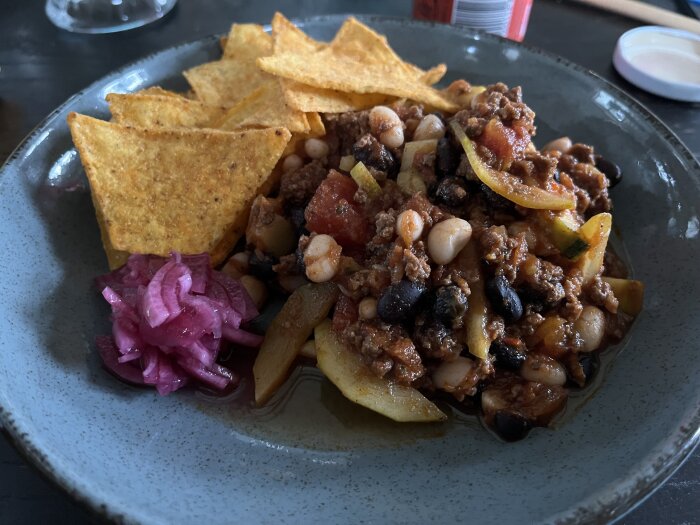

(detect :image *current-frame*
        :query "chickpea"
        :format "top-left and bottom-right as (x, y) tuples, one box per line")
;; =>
(282, 154), (303, 172)
(303, 234), (342, 283)
(396, 209), (424, 246)
(304, 138), (329, 159)
(413, 114), (446, 141)
(427, 218), (473, 265)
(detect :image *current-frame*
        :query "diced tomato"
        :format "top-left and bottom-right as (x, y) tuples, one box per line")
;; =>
(305, 170), (372, 249)
(332, 294), (358, 333)
(478, 118), (530, 163)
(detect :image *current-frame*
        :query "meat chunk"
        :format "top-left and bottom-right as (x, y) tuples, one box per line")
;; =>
(344, 319), (425, 385)
(453, 82), (536, 138)
(413, 317), (463, 359)
(519, 254), (565, 306)
(323, 110), (371, 156)
(586, 275), (619, 314)
(280, 160), (328, 207)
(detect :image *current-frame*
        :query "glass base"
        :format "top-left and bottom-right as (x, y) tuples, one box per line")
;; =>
(46, 0), (177, 34)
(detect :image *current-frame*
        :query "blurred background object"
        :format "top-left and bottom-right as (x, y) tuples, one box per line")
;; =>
(46, 0), (177, 33)
(412, 0), (533, 41)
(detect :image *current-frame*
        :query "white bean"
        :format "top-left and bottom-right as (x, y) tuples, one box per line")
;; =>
(369, 105), (401, 134)
(304, 138), (329, 159)
(240, 275), (268, 309)
(574, 305), (606, 352)
(221, 252), (249, 278)
(542, 136), (572, 153)
(520, 355), (567, 386)
(379, 126), (404, 148)
(304, 234), (342, 283)
(413, 114), (446, 141)
(358, 297), (378, 320)
(427, 218), (473, 265)
(396, 209), (424, 246)
(432, 357), (475, 390)
(282, 154), (303, 172)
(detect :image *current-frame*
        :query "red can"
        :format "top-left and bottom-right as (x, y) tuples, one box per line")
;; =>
(413, 0), (533, 42)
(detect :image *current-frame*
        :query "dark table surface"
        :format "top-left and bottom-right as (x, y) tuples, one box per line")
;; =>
(1, 0), (698, 523)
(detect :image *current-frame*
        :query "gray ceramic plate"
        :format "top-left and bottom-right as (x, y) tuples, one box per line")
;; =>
(0, 15), (698, 525)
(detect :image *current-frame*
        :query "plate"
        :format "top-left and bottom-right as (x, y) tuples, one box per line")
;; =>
(1, 15), (699, 525)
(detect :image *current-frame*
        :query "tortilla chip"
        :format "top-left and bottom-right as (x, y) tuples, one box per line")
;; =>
(257, 51), (456, 112)
(331, 17), (446, 85)
(220, 36), (228, 52)
(222, 23), (273, 60)
(185, 23), (275, 107)
(259, 15), (455, 111)
(271, 12), (325, 55)
(68, 113), (291, 264)
(135, 86), (181, 98)
(215, 81), (310, 133)
(281, 79), (392, 113)
(107, 93), (226, 128)
(306, 111), (325, 137)
(184, 59), (272, 107)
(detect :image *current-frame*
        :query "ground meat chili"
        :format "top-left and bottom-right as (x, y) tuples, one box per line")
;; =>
(242, 82), (639, 441)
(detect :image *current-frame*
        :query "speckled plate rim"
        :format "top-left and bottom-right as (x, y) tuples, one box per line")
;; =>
(0, 14), (698, 525)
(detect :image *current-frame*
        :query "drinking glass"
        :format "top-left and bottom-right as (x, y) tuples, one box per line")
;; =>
(46, 0), (177, 34)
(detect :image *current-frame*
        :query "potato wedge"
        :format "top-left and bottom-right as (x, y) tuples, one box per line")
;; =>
(315, 320), (446, 423)
(603, 277), (644, 316)
(456, 241), (491, 360)
(253, 283), (338, 405)
(576, 213), (612, 285)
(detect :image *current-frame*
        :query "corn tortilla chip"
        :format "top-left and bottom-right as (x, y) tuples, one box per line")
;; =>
(222, 23), (272, 60)
(331, 17), (446, 85)
(136, 86), (181, 98)
(68, 113), (291, 264)
(184, 60), (272, 108)
(305, 111), (325, 137)
(257, 52), (456, 112)
(281, 79), (392, 113)
(215, 81), (310, 133)
(271, 12), (325, 54)
(107, 93), (226, 128)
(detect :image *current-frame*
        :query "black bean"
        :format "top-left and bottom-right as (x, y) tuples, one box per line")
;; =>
(486, 275), (523, 322)
(493, 411), (532, 442)
(480, 183), (515, 212)
(434, 177), (469, 207)
(377, 280), (426, 324)
(490, 341), (526, 371)
(432, 285), (469, 325)
(578, 353), (598, 384)
(552, 169), (561, 184)
(436, 137), (459, 177)
(352, 133), (396, 173)
(287, 207), (310, 237)
(248, 252), (278, 280)
(594, 155), (622, 188)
